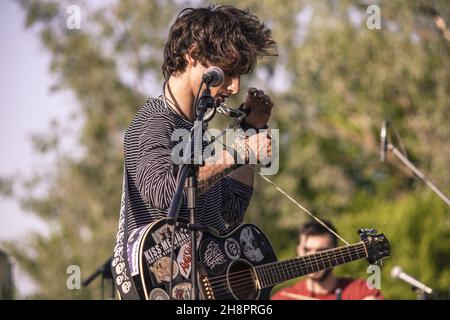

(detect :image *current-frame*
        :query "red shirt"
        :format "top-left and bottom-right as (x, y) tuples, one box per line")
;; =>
(271, 277), (383, 300)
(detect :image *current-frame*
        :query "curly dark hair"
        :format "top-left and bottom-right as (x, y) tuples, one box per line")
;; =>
(162, 5), (278, 79)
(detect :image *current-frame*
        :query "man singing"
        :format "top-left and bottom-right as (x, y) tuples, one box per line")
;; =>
(113, 5), (277, 299)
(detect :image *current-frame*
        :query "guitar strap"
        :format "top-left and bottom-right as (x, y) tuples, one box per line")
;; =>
(111, 166), (141, 300)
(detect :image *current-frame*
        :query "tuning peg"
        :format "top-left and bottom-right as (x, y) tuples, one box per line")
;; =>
(358, 228), (378, 236)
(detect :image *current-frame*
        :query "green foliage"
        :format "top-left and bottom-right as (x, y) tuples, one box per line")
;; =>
(4, 0), (449, 299)
(335, 190), (450, 299)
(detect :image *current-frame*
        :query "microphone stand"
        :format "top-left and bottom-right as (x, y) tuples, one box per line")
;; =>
(82, 257), (115, 299)
(416, 288), (431, 300)
(387, 142), (450, 207)
(166, 83), (216, 300)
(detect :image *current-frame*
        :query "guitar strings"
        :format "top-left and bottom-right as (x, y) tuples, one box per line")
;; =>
(208, 246), (368, 289)
(251, 242), (366, 271)
(205, 242), (370, 286)
(204, 244), (371, 292)
(210, 246), (370, 300)
(211, 247), (369, 300)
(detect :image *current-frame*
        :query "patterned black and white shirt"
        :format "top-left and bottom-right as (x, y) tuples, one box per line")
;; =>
(123, 97), (253, 235)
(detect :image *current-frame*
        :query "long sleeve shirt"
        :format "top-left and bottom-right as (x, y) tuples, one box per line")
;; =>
(123, 97), (253, 235)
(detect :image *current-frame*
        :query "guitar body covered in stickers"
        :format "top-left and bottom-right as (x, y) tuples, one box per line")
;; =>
(125, 218), (390, 300)
(125, 218), (276, 300)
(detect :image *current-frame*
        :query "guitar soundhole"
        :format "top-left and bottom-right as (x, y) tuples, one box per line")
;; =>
(227, 260), (258, 300)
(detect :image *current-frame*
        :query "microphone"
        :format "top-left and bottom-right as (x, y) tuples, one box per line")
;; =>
(380, 120), (388, 162)
(202, 66), (224, 87)
(391, 266), (433, 294)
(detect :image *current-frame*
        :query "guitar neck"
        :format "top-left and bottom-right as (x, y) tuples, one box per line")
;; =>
(254, 242), (368, 289)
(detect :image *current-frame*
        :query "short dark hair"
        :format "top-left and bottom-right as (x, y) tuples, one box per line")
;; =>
(298, 220), (338, 247)
(162, 5), (278, 79)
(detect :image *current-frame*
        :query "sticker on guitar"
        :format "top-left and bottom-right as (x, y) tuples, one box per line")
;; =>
(202, 240), (227, 273)
(128, 225), (151, 276)
(144, 228), (190, 265)
(149, 256), (179, 283)
(177, 233), (203, 279)
(225, 238), (241, 260)
(149, 288), (170, 300)
(172, 282), (191, 300)
(152, 224), (175, 243)
(240, 226), (265, 262)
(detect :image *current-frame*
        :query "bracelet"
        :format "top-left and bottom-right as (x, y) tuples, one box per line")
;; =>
(240, 120), (268, 131)
(223, 137), (249, 167)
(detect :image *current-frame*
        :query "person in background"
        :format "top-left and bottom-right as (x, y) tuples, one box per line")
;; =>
(271, 220), (383, 300)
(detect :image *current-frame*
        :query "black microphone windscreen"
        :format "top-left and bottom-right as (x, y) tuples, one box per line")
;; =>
(203, 66), (224, 87)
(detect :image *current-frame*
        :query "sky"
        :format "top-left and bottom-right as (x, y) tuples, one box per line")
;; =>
(0, 0), (78, 297)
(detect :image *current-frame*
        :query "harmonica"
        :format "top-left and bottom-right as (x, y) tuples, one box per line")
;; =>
(216, 102), (248, 121)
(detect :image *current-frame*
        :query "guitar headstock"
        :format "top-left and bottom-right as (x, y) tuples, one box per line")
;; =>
(358, 229), (390, 266)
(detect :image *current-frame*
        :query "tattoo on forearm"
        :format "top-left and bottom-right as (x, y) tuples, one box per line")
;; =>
(198, 163), (240, 193)
(197, 139), (251, 193)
